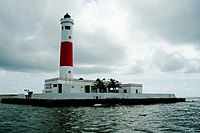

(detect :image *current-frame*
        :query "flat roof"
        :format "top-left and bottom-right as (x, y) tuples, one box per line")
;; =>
(45, 78), (142, 87)
(121, 83), (142, 87)
(45, 77), (95, 83)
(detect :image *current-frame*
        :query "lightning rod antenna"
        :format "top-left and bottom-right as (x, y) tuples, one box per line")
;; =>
(66, 0), (68, 13)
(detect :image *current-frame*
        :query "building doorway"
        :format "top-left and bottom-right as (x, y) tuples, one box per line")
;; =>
(58, 84), (62, 93)
(85, 85), (90, 93)
(124, 89), (127, 93)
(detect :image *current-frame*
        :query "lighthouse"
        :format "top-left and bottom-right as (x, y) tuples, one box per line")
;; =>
(59, 13), (74, 79)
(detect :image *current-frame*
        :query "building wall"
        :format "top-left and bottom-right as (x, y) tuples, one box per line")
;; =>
(43, 78), (94, 94)
(130, 86), (142, 94)
(120, 84), (142, 94)
(17, 93), (176, 100)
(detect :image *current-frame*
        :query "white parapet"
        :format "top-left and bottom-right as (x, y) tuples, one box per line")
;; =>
(27, 93), (176, 100)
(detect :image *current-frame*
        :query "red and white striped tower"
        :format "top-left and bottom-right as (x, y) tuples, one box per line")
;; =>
(59, 13), (74, 78)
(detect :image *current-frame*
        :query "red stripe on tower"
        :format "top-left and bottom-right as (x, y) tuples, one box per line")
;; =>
(60, 42), (73, 66)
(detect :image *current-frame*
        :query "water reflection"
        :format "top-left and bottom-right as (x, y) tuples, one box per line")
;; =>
(47, 106), (154, 132)
(52, 107), (119, 132)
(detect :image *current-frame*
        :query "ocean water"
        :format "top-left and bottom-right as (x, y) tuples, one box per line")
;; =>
(0, 98), (199, 133)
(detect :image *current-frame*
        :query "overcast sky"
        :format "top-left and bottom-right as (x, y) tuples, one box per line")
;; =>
(0, 0), (200, 97)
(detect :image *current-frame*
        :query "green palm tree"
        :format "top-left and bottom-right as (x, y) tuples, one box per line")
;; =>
(107, 78), (121, 93)
(93, 78), (107, 93)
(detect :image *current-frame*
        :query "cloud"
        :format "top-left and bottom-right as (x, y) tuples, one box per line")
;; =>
(185, 59), (200, 73)
(151, 48), (200, 74)
(82, 0), (99, 4)
(121, 0), (200, 45)
(0, 0), (200, 76)
(0, 0), (60, 72)
(151, 49), (187, 72)
(74, 29), (127, 66)
(124, 60), (146, 75)
(74, 65), (112, 74)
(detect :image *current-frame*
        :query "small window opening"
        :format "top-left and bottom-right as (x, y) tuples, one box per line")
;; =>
(53, 84), (57, 87)
(124, 89), (127, 93)
(65, 26), (70, 30)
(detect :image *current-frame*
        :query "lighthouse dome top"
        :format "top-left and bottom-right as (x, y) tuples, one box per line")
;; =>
(60, 13), (74, 25)
(64, 13), (71, 18)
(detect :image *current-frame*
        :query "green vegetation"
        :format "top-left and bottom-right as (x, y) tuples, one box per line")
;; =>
(107, 78), (121, 93)
(93, 78), (121, 93)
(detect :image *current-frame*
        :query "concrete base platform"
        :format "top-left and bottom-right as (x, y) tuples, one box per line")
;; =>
(1, 98), (186, 107)
(0, 95), (17, 102)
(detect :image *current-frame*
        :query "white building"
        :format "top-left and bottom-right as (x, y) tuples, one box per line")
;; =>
(43, 78), (142, 95)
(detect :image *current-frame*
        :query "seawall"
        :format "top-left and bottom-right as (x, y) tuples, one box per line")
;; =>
(17, 93), (177, 100)
(1, 98), (185, 107)
(0, 94), (17, 102)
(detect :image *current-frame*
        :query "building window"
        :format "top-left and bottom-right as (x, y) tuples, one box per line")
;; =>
(61, 26), (63, 30)
(53, 84), (57, 87)
(124, 89), (127, 93)
(85, 85), (90, 93)
(136, 89), (138, 94)
(45, 83), (52, 89)
(68, 36), (71, 39)
(65, 26), (70, 30)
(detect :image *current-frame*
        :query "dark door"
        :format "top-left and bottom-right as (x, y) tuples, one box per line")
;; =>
(58, 84), (62, 93)
(85, 85), (90, 93)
